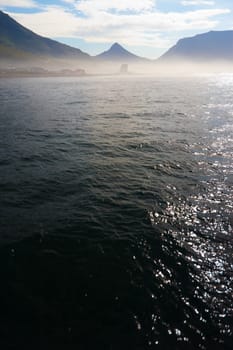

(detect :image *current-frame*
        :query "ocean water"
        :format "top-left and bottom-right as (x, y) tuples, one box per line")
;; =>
(0, 75), (232, 349)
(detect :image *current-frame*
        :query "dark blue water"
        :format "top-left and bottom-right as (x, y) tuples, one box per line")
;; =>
(0, 75), (233, 349)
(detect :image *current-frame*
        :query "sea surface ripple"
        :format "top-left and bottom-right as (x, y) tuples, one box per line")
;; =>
(0, 75), (233, 349)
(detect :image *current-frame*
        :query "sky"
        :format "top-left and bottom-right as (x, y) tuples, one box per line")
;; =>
(0, 0), (232, 58)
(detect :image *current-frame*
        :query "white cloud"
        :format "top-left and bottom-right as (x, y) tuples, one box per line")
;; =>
(62, 0), (75, 3)
(0, 0), (37, 8)
(181, 1), (215, 6)
(9, 6), (80, 37)
(8, 3), (230, 50)
(75, 0), (155, 14)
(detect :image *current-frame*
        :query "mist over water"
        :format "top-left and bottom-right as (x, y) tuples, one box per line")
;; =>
(0, 75), (233, 349)
(2, 56), (233, 77)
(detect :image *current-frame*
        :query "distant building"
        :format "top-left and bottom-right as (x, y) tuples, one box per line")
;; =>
(120, 64), (128, 74)
(29, 67), (48, 74)
(60, 69), (73, 75)
(73, 69), (86, 76)
(58, 68), (86, 76)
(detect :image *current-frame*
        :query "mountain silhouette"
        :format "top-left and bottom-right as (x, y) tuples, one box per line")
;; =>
(1, 10), (233, 65)
(96, 42), (147, 62)
(0, 10), (90, 60)
(159, 30), (233, 62)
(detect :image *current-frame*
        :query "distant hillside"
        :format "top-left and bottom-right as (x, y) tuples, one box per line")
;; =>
(159, 30), (233, 62)
(96, 42), (148, 62)
(0, 43), (36, 60)
(0, 10), (90, 60)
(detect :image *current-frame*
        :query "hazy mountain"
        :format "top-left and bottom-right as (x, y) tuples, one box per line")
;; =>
(0, 43), (36, 60)
(96, 42), (148, 62)
(0, 10), (90, 60)
(2, 8), (233, 70)
(159, 30), (233, 62)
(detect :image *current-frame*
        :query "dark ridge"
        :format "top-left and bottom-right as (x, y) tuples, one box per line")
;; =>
(0, 10), (90, 59)
(96, 42), (148, 62)
(159, 30), (233, 62)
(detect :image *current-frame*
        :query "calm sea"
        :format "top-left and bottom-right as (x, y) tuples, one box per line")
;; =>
(0, 75), (232, 349)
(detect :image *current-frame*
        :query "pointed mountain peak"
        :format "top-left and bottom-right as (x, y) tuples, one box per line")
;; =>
(108, 42), (128, 54)
(96, 42), (147, 62)
(111, 42), (122, 49)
